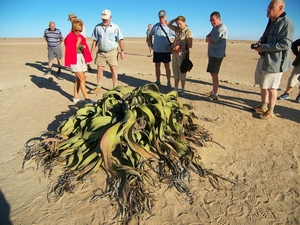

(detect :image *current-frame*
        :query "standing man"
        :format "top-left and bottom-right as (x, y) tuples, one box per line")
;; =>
(251, 0), (294, 119)
(277, 38), (300, 103)
(90, 9), (125, 93)
(205, 11), (227, 101)
(43, 21), (63, 75)
(146, 23), (153, 57)
(149, 10), (175, 89)
(68, 13), (92, 72)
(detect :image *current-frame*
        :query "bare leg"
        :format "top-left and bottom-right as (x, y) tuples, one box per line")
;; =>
(75, 71), (89, 99)
(211, 73), (219, 94)
(155, 62), (161, 82)
(181, 79), (186, 90)
(110, 66), (118, 88)
(174, 79), (179, 89)
(74, 76), (80, 99)
(96, 66), (105, 87)
(164, 62), (171, 81)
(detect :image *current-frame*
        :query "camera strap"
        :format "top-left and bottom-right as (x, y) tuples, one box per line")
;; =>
(160, 24), (172, 44)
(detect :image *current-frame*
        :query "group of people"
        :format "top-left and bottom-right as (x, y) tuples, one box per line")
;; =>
(43, 9), (124, 104)
(43, 0), (299, 120)
(147, 9), (227, 98)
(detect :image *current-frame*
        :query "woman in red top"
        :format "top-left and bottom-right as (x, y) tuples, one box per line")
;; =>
(64, 19), (93, 103)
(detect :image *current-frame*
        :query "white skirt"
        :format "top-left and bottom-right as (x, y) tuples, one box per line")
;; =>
(70, 54), (87, 72)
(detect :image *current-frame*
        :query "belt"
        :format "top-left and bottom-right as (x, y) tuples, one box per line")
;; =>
(98, 48), (115, 53)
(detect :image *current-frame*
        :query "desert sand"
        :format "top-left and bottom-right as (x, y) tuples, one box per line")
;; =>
(0, 38), (300, 225)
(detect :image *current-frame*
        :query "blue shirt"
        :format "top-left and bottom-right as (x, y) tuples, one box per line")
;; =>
(91, 22), (123, 52)
(207, 23), (228, 58)
(149, 23), (175, 53)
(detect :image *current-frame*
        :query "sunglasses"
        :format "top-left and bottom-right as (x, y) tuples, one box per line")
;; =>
(75, 29), (82, 32)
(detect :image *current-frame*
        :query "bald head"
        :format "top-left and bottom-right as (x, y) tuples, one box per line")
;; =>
(267, 0), (285, 21)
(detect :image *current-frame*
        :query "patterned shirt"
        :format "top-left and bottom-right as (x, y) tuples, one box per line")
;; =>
(44, 28), (63, 48)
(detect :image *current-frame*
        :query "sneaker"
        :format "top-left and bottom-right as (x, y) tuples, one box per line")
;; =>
(167, 80), (172, 89)
(155, 80), (161, 85)
(174, 87), (179, 91)
(87, 64), (92, 72)
(84, 99), (94, 104)
(89, 88), (101, 94)
(278, 92), (289, 100)
(204, 91), (213, 96)
(57, 67), (61, 75)
(44, 69), (51, 76)
(180, 89), (185, 96)
(206, 93), (219, 101)
(296, 95), (300, 103)
(147, 54), (152, 57)
(73, 98), (82, 103)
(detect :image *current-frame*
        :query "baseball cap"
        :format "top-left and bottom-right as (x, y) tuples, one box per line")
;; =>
(101, 9), (112, 19)
(158, 10), (166, 17)
(68, 13), (77, 20)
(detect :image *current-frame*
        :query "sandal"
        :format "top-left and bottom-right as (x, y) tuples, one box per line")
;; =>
(260, 111), (275, 119)
(250, 106), (267, 114)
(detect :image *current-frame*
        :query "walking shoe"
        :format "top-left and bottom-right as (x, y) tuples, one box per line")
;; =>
(87, 64), (92, 72)
(147, 54), (152, 57)
(180, 89), (185, 96)
(155, 80), (161, 85)
(278, 92), (289, 100)
(250, 106), (267, 114)
(204, 91), (213, 96)
(73, 98), (82, 104)
(84, 99), (94, 104)
(206, 93), (219, 101)
(57, 67), (61, 75)
(89, 88), (101, 94)
(296, 95), (300, 103)
(44, 69), (51, 76)
(167, 80), (172, 89)
(260, 110), (275, 119)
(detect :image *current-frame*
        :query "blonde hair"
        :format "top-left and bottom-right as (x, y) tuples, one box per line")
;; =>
(72, 19), (83, 31)
(176, 15), (186, 23)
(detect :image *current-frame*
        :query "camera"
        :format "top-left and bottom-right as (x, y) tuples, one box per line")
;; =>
(251, 43), (259, 49)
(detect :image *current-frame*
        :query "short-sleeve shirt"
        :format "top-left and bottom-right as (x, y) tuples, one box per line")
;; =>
(91, 22), (123, 52)
(207, 23), (227, 58)
(44, 28), (63, 48)
(149, 23), (175, 53)
(173, 27), (192, 48)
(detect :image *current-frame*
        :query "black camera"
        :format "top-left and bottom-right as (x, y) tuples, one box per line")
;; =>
(251, 43), (259, 49)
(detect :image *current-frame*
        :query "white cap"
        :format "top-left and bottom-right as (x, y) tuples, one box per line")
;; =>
(101, 9), (111, 19)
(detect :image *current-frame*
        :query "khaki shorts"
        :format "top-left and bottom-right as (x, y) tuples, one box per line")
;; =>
(254, 57), (263, 85)
(70, 54), (87, 72)
(287, 64), (300, 87)
(94, 48), (118, 67)
(261, 70), (283, 89)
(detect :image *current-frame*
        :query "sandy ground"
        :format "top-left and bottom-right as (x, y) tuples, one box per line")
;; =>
(0, 38), (300, 225)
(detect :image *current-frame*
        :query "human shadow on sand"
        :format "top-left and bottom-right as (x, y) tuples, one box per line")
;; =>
(26, 61), (96, 90)
(0, 190), (12, 225)
(30, 75), (73, 101)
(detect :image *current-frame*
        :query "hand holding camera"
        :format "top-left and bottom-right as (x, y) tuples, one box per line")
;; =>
(251, 43), (259, 49)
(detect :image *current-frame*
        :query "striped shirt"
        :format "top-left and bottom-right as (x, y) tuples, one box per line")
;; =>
(44, 28), (63, 48)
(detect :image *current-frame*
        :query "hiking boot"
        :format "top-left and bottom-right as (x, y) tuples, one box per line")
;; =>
(278, 92), (289, 100)
(44, 69), (51, 76)
(206, 93), (219, 101)
(296, 95), (300, 103)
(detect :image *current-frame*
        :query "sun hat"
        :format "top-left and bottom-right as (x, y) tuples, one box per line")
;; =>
(158, 10), (166, 17)
(101, 9), (112, 19)
(68, 13), (77, 20)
